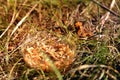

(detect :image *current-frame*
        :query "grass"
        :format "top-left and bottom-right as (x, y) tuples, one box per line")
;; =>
(0, 0), (120, 80)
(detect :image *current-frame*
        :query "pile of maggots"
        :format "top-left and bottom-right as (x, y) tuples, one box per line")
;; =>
(21, 30), (76, 72)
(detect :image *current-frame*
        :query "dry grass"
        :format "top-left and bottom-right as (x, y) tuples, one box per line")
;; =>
(0, 0), (120, 80)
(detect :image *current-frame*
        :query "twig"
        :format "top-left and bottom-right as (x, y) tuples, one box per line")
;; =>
(10, 4), (38, 36)
(8, 58), (22, 80)
(68, 4), (80, 26)
(70, 64), (119, 79)
(106, 70), (117, 80)
(71, 64), (119, 74)
(100, 0), (116, 26)
(94, 0), (116, 32)
(92, 0), (120, 18)
(0, 0), (28, 38)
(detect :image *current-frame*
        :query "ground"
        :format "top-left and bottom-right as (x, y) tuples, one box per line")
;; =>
(0, 0), (120, 80)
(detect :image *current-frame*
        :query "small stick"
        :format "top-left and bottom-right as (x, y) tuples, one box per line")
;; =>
(10, 4), (38, 36)
(0, 0), (28, 38)
(92, 0), (120, 18)
(100, 0), (116, 26)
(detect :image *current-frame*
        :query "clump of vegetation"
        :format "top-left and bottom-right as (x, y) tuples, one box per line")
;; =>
(0, 0), (120, 80)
